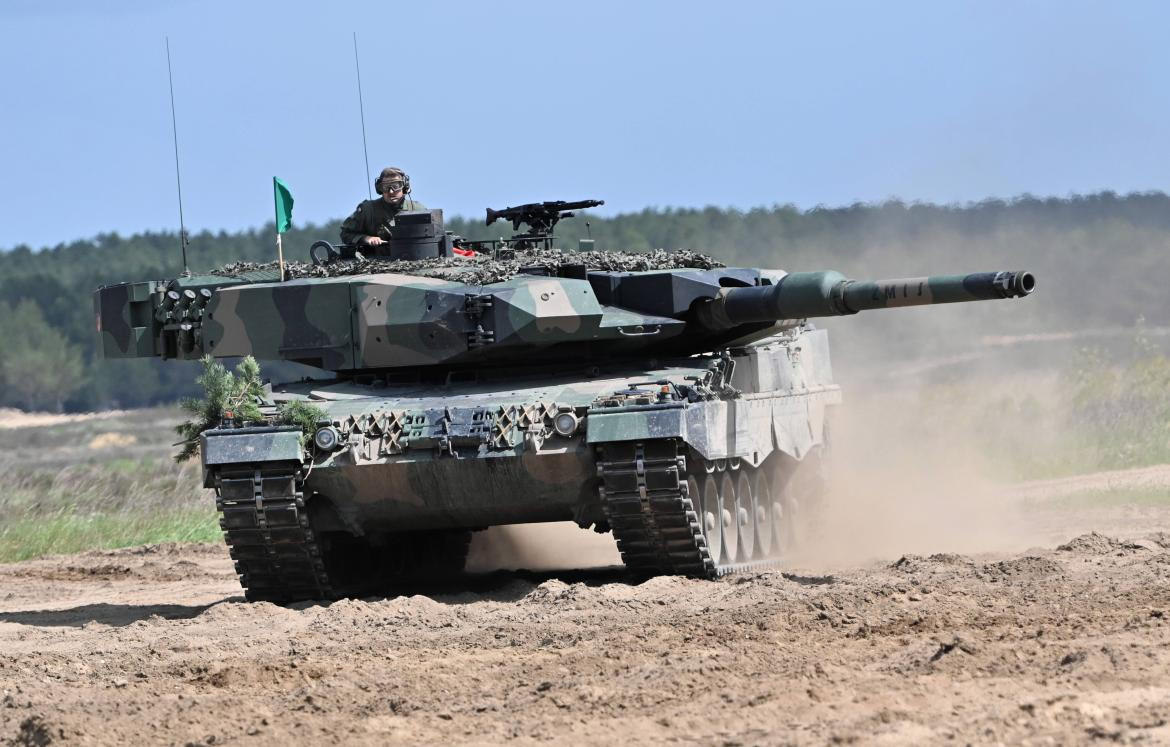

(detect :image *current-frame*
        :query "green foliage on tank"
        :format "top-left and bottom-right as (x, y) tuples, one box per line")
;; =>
(175, 355), (326, 462)
(175, 356), (266, 462)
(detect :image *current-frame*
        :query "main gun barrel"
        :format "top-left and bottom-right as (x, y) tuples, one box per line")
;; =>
(696, 270), (1035, 329)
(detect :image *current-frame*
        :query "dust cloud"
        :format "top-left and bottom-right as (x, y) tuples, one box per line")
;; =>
(468, 343), (1124, 572)
(802, 317), (1168, 567)
(468, 282), (1168, 574)
(787, 220), (1170, 566)
(465, 522), (621, 572)
(800, 370), (1040, 567)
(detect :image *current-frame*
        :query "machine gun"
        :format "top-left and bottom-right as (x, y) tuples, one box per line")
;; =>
(485, 199), (604, 237)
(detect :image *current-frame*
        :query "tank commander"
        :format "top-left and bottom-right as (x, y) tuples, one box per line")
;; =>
(340, 166), (426, 247)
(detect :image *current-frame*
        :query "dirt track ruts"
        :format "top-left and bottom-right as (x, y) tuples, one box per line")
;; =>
(2, 519), (1169, 745)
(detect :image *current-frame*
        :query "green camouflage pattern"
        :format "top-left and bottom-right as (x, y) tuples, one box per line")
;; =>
(95, 263), (1032, 372)
(205, 329), (841, 533)
(94, 246), (1034, 580)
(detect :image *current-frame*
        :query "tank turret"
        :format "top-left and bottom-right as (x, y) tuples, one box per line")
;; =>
(93, 199), (1037, 603)
(96, 266), (1033, 371)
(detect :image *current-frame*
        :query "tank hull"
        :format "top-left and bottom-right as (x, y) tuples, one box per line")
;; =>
(289, 330), (837, 530)
(200, 329), (840, 601)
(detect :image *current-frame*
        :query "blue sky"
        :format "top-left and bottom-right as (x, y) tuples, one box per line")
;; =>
(1, 1), (1166, 249)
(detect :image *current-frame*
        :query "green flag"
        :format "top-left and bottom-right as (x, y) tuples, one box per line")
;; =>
(273, 177), (294, 233)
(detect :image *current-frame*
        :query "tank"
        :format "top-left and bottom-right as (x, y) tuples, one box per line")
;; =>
(94, 199), (1036, 602)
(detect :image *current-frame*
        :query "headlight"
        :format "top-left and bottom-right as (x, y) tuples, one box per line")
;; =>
(553, 411), (579, 437)
(313, 426), (339, 451)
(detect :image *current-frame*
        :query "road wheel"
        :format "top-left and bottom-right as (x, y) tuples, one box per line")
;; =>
(719, 472), (739, 564)
(698, 473), (722, 566)
(752, 469), (773, 558)
(735, 471), (756, 561)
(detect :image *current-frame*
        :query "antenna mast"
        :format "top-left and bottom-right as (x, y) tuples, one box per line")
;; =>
(353, 32), (372, 199)
(165, 36), (189, 274)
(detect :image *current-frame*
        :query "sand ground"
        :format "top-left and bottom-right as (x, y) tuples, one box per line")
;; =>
(1, 467), (1169, 746)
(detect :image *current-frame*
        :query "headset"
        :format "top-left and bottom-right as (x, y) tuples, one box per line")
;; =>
(374, 169), (411, 196)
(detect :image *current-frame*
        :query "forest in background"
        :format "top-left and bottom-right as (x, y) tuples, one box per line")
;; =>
(1, 190), (1168, 412)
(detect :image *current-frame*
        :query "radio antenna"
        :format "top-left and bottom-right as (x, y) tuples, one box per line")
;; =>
(165, 36), (190, 274)
(353, 32), (372, 199)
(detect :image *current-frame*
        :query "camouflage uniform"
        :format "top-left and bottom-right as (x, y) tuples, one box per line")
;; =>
(339, 196), (427, 245)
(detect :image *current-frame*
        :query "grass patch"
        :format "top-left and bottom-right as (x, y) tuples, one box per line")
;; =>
(0, 417), (224, 563)
(0, 507), (221, 563)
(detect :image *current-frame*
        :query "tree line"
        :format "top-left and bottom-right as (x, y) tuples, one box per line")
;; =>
(1, 190), (1167, 412)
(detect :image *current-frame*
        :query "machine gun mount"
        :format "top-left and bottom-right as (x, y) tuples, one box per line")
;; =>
(485, 199), (604, 237)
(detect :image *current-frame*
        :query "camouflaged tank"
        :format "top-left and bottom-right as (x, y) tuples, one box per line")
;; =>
(94, 201), (1036, 602)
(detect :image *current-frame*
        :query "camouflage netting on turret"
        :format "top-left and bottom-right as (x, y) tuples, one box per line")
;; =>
(213, 248), (724, 286)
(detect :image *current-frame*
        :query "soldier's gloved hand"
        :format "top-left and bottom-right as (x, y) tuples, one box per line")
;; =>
(362, 236), (387, 246)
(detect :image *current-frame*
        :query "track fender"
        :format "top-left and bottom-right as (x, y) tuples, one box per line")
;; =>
(200, 426), (304, 487)
(585, 405), (685, 444)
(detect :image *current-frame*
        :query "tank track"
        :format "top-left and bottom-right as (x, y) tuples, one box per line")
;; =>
(595, 439), (793, 578)
(212, 464), (475, 603)
(595, 440), (715, 577)
(213, 464), (334, 603)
